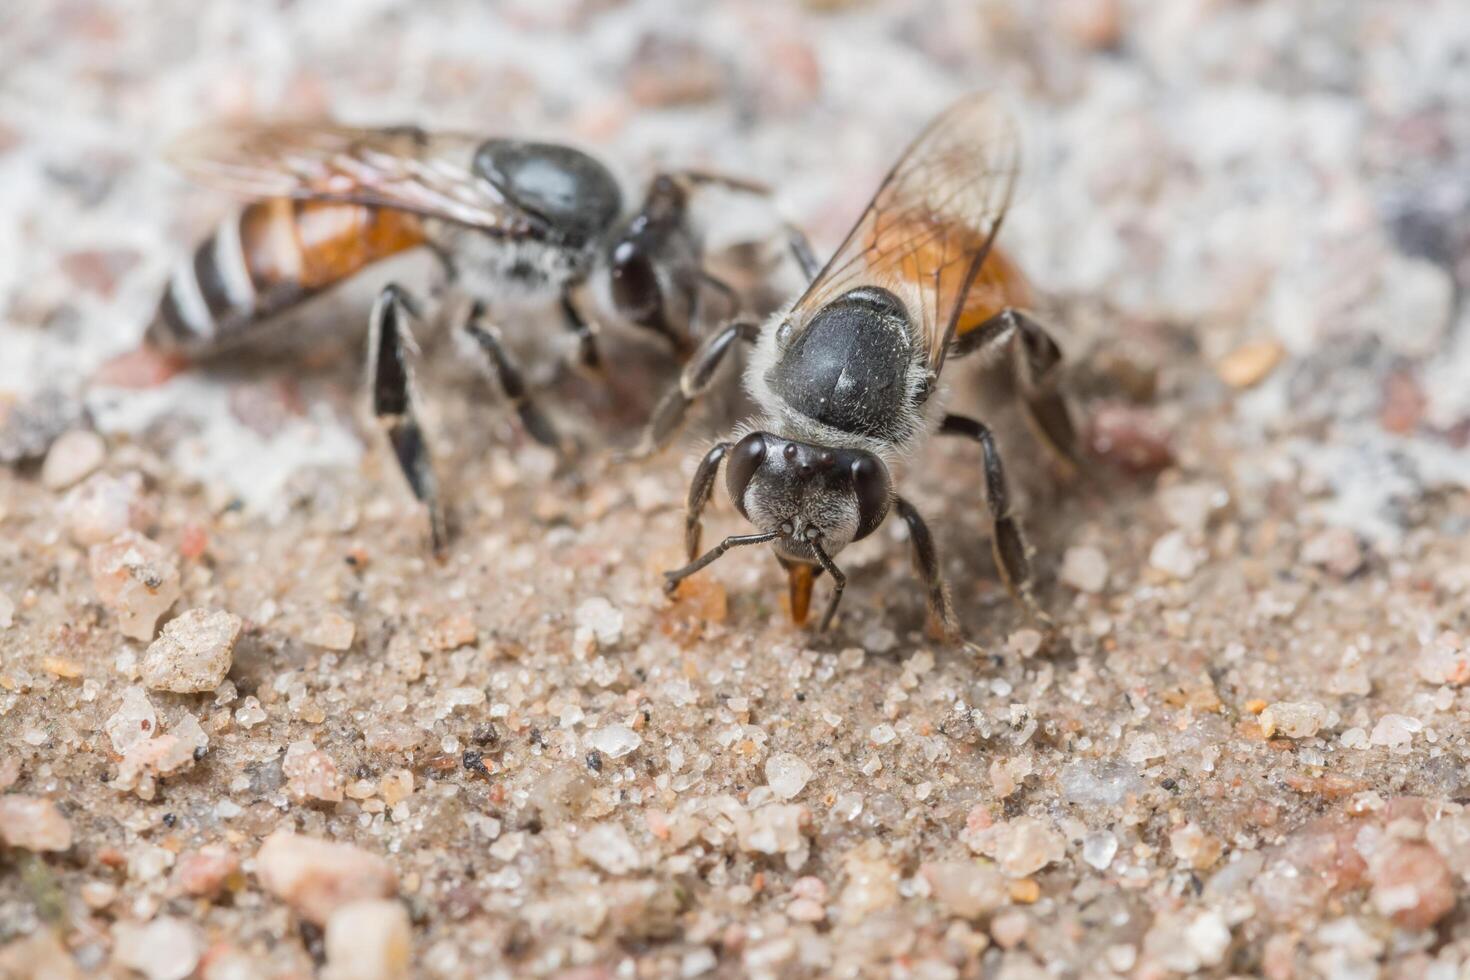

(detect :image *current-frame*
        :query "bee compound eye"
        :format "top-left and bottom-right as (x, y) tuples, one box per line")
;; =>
(850, 454), (892, 541)
(725, 432), (768, 520)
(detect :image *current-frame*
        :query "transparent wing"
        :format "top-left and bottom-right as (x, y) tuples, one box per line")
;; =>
(167, 123), (540, 234)
(789, 94), (1020, 379)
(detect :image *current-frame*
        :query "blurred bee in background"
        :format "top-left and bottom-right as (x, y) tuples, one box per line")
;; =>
(644, 94), (1079, 636)
(149, 122), (786, 551)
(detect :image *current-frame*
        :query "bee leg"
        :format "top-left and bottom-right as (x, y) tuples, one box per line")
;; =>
(664, 530), (780, 593)
(560, 288), (602, 372)
(809, 539), (847, 633)
(938, 413), (1051, 626)
(783, 223), (821, 281)
(462, 303), (564, 452)
(626, 319), (760, 459)
(950, 308), (1079, 477)
(369, 284), (447, 556)
(683, 441), (733, 560)
(894, 497), (960, 640)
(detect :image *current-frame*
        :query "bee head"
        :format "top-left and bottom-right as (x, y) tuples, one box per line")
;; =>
(725, 431), (891, 561)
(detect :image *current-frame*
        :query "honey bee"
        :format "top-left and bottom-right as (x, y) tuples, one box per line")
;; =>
(646, 94), (1078, 635)
(149, 123), (780, 550)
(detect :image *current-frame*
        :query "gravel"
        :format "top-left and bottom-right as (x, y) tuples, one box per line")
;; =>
(3, 0), (1470, 976)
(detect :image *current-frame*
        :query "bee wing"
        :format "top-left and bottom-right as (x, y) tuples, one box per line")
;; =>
(166, 123), (542, 234)
(789, 94), (1020, 379)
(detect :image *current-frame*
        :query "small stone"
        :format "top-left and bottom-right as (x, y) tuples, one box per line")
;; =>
(112, 917), (203, 980)
(574, 597), (624, 647)
(40, 428), (105, 490)
(0, 795), (73, 851)
(1259, 701), (1326, 739)
(1300, 527), (1364, 578)
(739, 803), (811, 855)
(839, 847), (900, 922)
(105, 686), (157, 754)
(921, 860), (1009, 918)
(870, 723), (897, 745)
(1168, 824), (1222, 870)
(379, 769), (413, 806)
(1370, 714), (1422, 749)
(1059, 546), (1109, 593)
(324, 899), (412, 980)
(301, 612), (355, 651)
(140, 609), (242, 693)
(60, 471), (151, 546)
(283, 740), (344, 803)
(424, 613), (476, 652)
(1149, 530), (1203, 579)
(1368, 841), (1455, 930)
(991, 910), (1030, 949)
(234, 697), (267, 728)
(255, 830), (397, 925)
(1006, 628), (1044, 659)
(0, 930), (80, 980)
(965, 816), (1066, 878)
(1159, 482), (1225, 534)
(1081, 831), (1118, 870)
(576, 822), (644, 875)
(173, 844), (239, 898)
(1126, 731), (1165, 763)
(1416, 632), (1470, 686)
(115, 714), (208, 799)
(586, 723), (641, 759)
(764, 752), (813, 800)
(1216, 339), (1285, 389)
(89, 531), (181, 640)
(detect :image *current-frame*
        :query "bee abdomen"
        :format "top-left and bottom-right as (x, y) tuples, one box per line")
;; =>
(147, 200), (427, 356)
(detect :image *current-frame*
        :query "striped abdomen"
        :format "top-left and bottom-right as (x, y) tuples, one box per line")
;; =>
(147, 200), (428, 356)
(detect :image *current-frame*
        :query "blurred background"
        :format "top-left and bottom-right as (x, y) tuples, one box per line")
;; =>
(1, 0), (1467, 535)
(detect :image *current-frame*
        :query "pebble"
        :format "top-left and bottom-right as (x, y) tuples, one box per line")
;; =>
(1159, 482), (1225, 534)
(114, 713), (208, 800)
(839, 847), (900, 923)
(1126, 731), (1165, 763)
(920, 861), (1008, 918)
(283, 740), (344, 803)
(738, 803), (811, 856)
(575, 597), (624, 646)
(88, 531), (181, 640)
(104, 686), (157, 754)
(1370, 714), (1422, 749)
(1299, 527), (1364, 578)
(0, 930), (80, 979)
(1259, 701), (1326, 739)
(1416, 632), (1470, 686)
(586, 723), (641, 759)
(764, 752), (813, 800)
(1168, 824), (1222, 870)
(40, 428), (105, 490)
(576, 822), (644, 875)
(140, 609), (242, 693)
(60, 471), (151, 545)
(1081, 831), (1118, 870)
(112, 917), (203, 980)
(1216, 339), (1285, 388)
(424, 613), (476, 652)
(1368, 840), (1455, 929)
(301, 612), (355, 651)
(255, 830), (397, 925)
(0, 795), (73, 851)
(965, 816), (1066, 878)
(173, 844), (239, 898)
(324, 900), (412, 980)
(1149, 530), (1203, 579)
(1059, 546), (1109, 593)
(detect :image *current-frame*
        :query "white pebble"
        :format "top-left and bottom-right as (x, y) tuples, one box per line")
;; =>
(40, 428), (105, 491)
(104, 686), (157, 754)
(1149, 530), (1203, 579)
(574, 596), (625, 646)
(112, 917), (202, 980)
(1259, 701), (1326, 739)
(140, 609), (242, 693)
(89, 532), (181, 641)
(586, 723), (642, 759)
(324, 900), (412, 980)
(1060, 545), (1109, 593)
(255, 830), (397, 925)
(0, 795), (73, 851)
(1370, 714), (1422, 749)
(576, 822), (645, 875)
(1082, 830), (1118, 870)
(764, 752), (814, 800)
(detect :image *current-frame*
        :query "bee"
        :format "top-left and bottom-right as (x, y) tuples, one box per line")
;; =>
(644, 94), (1078, 635)
(148, 122), (779, 551)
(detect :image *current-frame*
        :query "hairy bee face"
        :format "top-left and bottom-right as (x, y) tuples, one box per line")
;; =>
(725, 430), (891, 561)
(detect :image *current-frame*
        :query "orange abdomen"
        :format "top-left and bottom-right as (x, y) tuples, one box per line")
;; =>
(953, 245), (1034, 340)
(148, 200), (427, 356)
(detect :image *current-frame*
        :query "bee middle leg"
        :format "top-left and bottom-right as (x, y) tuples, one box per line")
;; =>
(951, 308), (1079, 477)
(938, 413), (1050, 625)
(369, 283), (447, 555)
(894, 496), (960, 639)
(462, 303), (564, 451)
(626, 318), (760, 458)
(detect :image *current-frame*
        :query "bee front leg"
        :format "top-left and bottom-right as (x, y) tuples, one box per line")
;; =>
(369, 284), (447, 555)
(938, 413), (1051, 627)
(894, 497), (960, 641)
(626, 319), (759, 459)
(462, 303), (564, 452)
(683, 441), (733, 560)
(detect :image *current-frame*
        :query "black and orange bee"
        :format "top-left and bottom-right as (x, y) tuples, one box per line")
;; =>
(148, 123), (783, 551)
(640, 94), (1079, 635)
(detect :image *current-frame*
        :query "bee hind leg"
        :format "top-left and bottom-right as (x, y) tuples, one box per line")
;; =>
(951, 308), (1079, 479)
(369, 284), (448, 555)
(938, 413), (1051, 627)
(894, 497), (962, 642)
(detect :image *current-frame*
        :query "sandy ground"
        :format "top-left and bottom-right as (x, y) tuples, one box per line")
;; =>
(3, 1), (1470, 977)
